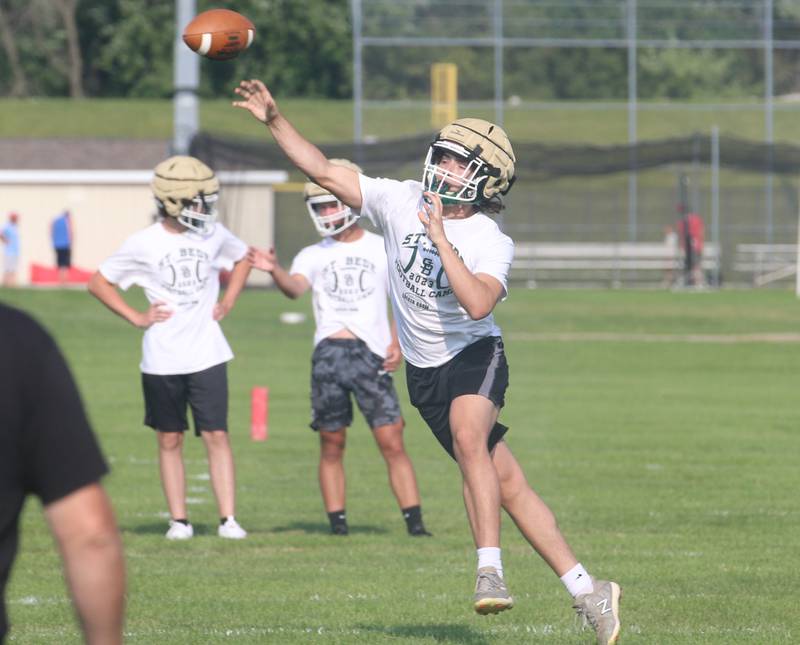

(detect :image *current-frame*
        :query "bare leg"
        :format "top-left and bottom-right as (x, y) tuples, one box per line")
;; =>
(157, 432), (186, 519)
(493, 440), (578, 576)
(372, 418), (420, 509)
(201, 430), (237, 518)
(319, 428), (347, 512)
(450, 394), (501, 548)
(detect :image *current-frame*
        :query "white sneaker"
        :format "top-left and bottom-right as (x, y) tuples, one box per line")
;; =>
(218, 517), (247, 539)
(165, 520), (193, 540)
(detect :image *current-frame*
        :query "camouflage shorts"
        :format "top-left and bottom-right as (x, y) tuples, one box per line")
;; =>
(310, 338), (402, 431)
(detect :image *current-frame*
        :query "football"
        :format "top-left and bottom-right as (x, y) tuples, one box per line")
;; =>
(182, 9), (255, 61)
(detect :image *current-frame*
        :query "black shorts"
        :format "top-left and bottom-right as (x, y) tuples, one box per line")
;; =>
(55, 248), (71, 268)
(310, 338), (402, 432)
(406, 336), (509, 460)
(142, 362), (228, 435)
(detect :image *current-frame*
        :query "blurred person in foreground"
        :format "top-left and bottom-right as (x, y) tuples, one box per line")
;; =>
(232, 79), (622, 644)
(0, 304), (125, 644)
(248, 159), (431, 537)
(0, 213), (19, 287)
(88, 156), (250, 541)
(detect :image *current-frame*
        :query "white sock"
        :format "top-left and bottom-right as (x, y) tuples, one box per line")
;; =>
(477, 547), (503, 578)
(561, 563), (593, 597)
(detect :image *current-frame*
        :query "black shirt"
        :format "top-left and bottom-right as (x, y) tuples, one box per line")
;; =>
(0, 304), (108, 641)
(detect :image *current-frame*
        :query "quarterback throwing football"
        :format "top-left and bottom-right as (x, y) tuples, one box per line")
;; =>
(233, 79), (621, 644)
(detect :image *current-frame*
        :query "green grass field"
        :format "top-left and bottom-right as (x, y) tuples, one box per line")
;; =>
(2, 98), (800, 146)
(2, 287), (799, 644)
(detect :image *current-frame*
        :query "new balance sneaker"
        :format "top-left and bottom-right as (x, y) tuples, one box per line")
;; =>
(218, 517), (247, 539)
(572, 579), (622, 645)
(165, 520), (193, 540)
(473, 566), (514, 615)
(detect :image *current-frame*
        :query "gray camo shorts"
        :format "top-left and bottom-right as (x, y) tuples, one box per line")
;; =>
(310, 338), (402, 432)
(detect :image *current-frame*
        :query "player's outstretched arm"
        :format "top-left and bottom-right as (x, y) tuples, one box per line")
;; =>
(88, 271), (172, 329)
(232, 79), (362, 209)
(247, 246), (309, 299)
(45, 482), (125, 645)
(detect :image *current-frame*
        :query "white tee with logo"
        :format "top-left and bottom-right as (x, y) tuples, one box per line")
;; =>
(357, 175), (513, 368)
(290, 230), (392, 358)
(99, 221), (247, 375)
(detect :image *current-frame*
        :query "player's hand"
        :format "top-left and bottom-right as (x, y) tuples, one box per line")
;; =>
(136, 301), (172, 329)
(418, 192), (447, 247)
(247, 246), (278, 273)
(383, 342), (402, 372)
(232, 79), (279, 125)
(213, 301), (231, 321)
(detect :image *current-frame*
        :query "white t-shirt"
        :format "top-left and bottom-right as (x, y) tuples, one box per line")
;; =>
(289, 230), (392, 358)
(357, 175), (514, 368)
(99, 221), (247, 375)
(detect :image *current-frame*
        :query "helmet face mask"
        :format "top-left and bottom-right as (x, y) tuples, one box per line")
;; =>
(423, 141), (492, 204)
(422, 118), (516, 205)
(305, 195), (358, 237)
(302, 158), (363, 237)
(177, 192), (218, 234)
(151, 156), (220, 234)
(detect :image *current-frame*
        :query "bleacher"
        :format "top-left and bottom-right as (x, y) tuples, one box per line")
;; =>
(733, 244), (797, 287)
(510, 241), (721, 288)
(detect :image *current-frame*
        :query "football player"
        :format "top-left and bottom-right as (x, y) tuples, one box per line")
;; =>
(88, 156), (250, 541)
(248, 159), (431, 538)
(233, 79), (621, 644)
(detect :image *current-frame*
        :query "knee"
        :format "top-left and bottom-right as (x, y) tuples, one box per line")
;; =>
(158, 432), (183, 452)
(320, 431), (346, 460)
(202, 430), (230, 450)
(452, 430), (486, 464)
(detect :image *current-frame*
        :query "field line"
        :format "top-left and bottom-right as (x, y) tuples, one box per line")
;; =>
(507, 332), (800, 344)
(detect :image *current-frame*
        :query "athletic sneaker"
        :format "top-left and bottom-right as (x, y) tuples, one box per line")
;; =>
(165, 520), (193, 540)
(218, 517), (247, 539)
(407, 523), (432, 537)
(331, 523), (349, 536)
(572, 579), (622, 645)
(473, 566), (514, 615)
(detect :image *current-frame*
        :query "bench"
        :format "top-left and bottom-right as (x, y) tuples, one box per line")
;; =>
(511, 242), (720, 287)
(733, 244), (797, 287)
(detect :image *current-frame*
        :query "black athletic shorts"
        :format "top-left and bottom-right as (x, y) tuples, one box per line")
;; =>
(310, 338), (402, 432)
(142, 362), (228, 435)
(55, 248), (71, 268)
(405, 336), (509, 460)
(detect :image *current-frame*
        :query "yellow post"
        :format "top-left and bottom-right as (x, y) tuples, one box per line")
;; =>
(431, 63), (457, 129)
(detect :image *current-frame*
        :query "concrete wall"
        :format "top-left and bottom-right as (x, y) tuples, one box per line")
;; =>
(0, 170), (287, 287)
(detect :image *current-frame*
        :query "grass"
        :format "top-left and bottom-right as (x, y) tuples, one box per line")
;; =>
(2, 287), (799, 643)
(2, 97), (800, 145)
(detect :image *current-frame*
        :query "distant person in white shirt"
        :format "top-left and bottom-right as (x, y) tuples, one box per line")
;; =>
(88, 156), (250, 542)
(248, 159), (430, 538)
(233, 80), (622, 644)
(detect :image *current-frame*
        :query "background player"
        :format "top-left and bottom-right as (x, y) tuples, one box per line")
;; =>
(248, 159), (430, 537)
(88, 156), (250, 541)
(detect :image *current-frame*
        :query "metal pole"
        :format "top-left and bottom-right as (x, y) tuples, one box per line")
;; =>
(627, 0), (638, 241)
(173, 0), (199, 155)
(493, 0), (504, 126)
(765, 0), (774, 244)
(351, 0), (363, 143)
(711, 126), (720, 287)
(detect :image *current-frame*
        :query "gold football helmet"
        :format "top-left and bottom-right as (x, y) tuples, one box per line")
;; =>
(303, 158), (362, 237)
(422, 118), (516, 204)
(151, 156), (220, 233)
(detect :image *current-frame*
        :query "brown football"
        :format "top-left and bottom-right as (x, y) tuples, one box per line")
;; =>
(182, 9), (255, 61)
